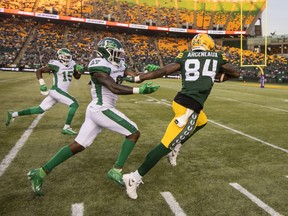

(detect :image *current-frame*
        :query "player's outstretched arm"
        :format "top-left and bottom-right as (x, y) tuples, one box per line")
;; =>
(220, 63), (240, 78)
(92, 72), (159, 95)
(125, 63), (181, 83)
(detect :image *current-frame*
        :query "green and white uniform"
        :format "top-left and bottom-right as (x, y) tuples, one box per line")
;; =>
(75, 58), (138, 148)
(39, 60), (78, 111)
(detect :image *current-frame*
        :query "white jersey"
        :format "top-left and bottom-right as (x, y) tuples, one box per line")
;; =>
(87, 57), (126, 109)
(48, 59), (76, 92)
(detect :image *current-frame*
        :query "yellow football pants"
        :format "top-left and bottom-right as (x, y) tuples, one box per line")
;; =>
(161, 101), (207, 149)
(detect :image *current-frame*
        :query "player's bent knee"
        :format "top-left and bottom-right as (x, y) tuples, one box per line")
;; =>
(70, 102), (79, 108)
(69, 141), (85, 154)
(127, 130), (140, 142)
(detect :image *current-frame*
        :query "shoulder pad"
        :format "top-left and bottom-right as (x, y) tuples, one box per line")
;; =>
(88, 58), (111, 74)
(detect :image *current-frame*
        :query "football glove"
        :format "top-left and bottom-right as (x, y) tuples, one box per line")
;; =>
(145, 64), (160, 72)
(122, 76), (135, 83)
(40, 85), (48, 95)
(139, 82), (160, 94)
(116, 75), (124, 84)
(75, 64), (84, 73)
(40, 84), (47, 91)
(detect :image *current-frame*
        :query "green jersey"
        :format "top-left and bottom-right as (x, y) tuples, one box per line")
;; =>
(174, 50), (228, 108)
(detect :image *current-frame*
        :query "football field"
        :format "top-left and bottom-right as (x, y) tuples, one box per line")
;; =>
(0, 71), (287, 216)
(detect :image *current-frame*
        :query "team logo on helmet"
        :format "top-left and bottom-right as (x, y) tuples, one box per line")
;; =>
(57, 48), (72, 66)
(191, 34), (215, 51)
(97, 37), (125, 66)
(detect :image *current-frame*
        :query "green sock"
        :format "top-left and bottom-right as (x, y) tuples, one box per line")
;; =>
(42, 145), (73, 173)
(18, 106), (44, 116)
(138, 143), (170, 176)
(65, 104), (78, 125)
(115, 138), (136, 168)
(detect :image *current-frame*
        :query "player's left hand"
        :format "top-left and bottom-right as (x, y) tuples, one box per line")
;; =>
(139, 82), (160, 94)
(145, 64), (160, 72)
(40, 84), (49, 95)
(75, 64), (84, 73)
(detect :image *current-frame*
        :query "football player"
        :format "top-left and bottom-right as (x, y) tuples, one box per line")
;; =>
(5, 48), (83, 135)
(27, 37), (160, 196)
(122, 33), (240, 199)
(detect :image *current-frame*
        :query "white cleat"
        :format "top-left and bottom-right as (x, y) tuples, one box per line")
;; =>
(167, 143), (182, 167)
(123, 173), (143, 200)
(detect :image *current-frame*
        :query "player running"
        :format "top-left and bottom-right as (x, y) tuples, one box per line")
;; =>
(5, 48), (83, 135)
(122, 33), (240, 199)
(27, 37), (160, 196)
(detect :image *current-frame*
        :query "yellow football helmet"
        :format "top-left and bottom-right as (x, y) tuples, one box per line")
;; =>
(191, 34), (215, 51)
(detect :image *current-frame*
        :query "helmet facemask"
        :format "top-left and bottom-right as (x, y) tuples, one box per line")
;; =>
(97, 37), (125, 66)
(57, 48), (72, 66)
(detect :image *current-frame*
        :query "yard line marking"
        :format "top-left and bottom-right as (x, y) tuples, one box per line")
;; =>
(160, 192), (186, 216)
(144, 95), (288, 154)
(0, 114), (44, 177)
(71, 203), (84, 216)
(215, 96), (288, 113)
(285, 176), (288, 179)
(229, 183), (283, 216)
(209, 120), (288, 153)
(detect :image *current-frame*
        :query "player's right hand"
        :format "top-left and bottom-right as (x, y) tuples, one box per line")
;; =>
(40, 84), (48, 95)
(40, 84), (47, 91)
(139, 82), (160, 94)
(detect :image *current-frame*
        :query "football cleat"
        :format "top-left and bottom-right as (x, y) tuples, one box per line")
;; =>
(27, 168), (44, 196)
(167, 144), (182, 167)
(61, 127), (77, 135)
(107, 168), (124, 186)
(123, 173), (143, 200)
(5, 111), (14, 126)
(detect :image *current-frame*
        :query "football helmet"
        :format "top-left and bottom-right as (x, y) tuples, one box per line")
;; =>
(191, 34), (215, 51)
(57, 48), (72, 66)
(97, 37), (125, 66)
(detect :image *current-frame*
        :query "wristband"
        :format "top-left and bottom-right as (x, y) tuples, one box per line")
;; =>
(132, 88), (140, 94)
(134, 76), (141, 82)
(39, 78), (46, 85)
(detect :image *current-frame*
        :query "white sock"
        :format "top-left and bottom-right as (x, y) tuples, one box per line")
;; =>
(63, 124), (70, 129)
(12, 112), (18, 118)
(132, 170), (142, 182)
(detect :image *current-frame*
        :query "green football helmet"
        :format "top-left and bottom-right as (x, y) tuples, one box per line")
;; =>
(97, 37), (125, 66)
(57, 48), (72, 66)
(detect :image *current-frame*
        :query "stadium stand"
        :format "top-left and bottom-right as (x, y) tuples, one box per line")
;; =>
(1, 0), (288, 83)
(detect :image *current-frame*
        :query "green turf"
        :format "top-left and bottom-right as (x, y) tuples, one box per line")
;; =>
(0, 71), (287, 215)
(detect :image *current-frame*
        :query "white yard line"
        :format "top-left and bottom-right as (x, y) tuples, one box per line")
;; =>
(160, 192), (187, 216)
(0, 114), (44, 177)
(71, 203), (84, 216)
(144, 95), (288, 154)
(229, 183), (283, 216)
(209, 119), (288, 153)
(215, 96), (288, 113)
